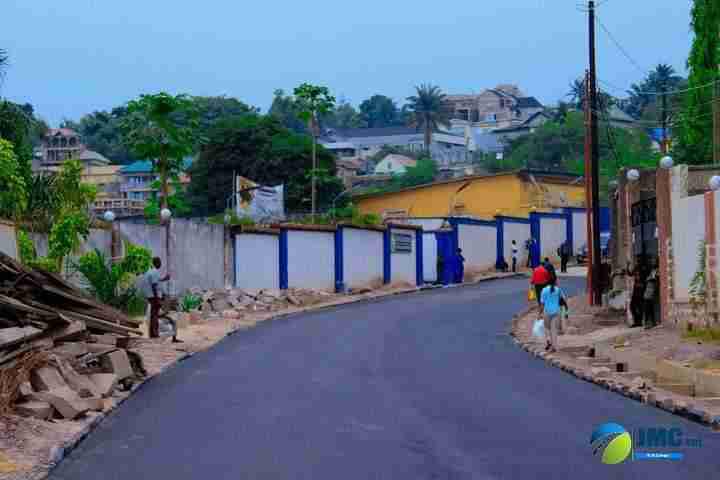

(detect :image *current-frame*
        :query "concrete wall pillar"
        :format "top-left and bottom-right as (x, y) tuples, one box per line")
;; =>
(656, 168), (673, 324)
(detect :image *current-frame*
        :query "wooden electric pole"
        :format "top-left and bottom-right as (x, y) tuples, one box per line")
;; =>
(584, 70), (594, 305)
(588, 0), (603, 305)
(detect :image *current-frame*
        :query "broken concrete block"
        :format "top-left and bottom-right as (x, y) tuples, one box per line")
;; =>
(86, 344), (116, 355)
(286, 295), (302, 306)
(15, 400), (54, 420)
(18, 381), (34, 398)
(52, 342), (89, 358)
(100, 350), (133, 380)
(590, 367), (612, 378)
(0, 326), (42, 349)
(55, 361), (100, 398)
(222, 309), (240, 319)
(88, 374), (118, 398)
(189, 311), (203, 325)
(91, 334), (118, 346)
(30, 366), (67, 392)
(29, 388), (89, 419)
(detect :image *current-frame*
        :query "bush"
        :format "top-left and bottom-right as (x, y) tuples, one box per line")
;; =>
(180, 294), (202, 312)
(73, 243), (153, 313)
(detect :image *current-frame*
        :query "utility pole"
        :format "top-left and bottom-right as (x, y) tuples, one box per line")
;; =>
(588, 0), (602, 305)
(714, 76), (720, 164)
(661, 86), (668, 154)
(584, 70), (594, 305)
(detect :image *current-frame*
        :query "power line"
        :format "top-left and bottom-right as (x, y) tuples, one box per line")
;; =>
(598, 78), (718, 97)
(597, 18), (647, 76)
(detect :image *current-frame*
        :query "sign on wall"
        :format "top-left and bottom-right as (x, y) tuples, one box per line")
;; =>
(392, 233), (413, 253)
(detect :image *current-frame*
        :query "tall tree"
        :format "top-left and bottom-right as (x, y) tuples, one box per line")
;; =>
(120, 93), (198, 215)
(625, 64), (685, 119)
(674, 0), (720, 165)
(323, 100), (362, 129)
(293, 83), (336, 220)
(268, 89), (306, 134)
(567, 77), (615, 111)
(405, 84), (450, 152)
(359, 95), (401, 128)
(189, 114), (341, 215)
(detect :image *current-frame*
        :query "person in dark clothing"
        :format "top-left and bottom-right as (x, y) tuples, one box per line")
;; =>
(558, 241), (571, 273)
(525, 239), (534, 268)
(455, 248), (466, 283)
(436, 254), (445, 285)
(543, 257), (557, 283)
(643, 267), (659, 329)
(511, 240), (519, 273)
(630, 270), (645, 327)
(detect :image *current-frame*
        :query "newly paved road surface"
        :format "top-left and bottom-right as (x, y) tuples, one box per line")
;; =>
(51, 278), (719, 479)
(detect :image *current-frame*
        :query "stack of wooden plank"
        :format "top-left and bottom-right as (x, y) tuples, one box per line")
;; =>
(0, 252), (142, 368)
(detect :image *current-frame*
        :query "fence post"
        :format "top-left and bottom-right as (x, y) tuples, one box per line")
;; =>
(383, 228), (391, 284)
(415, 228), (424, 287)
(279, 227), (288, 290)
(335, 226), (345, 293)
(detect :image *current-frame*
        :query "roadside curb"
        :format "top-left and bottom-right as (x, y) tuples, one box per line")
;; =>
(510, 322), (720, 431)
(41, 272), (522, 477)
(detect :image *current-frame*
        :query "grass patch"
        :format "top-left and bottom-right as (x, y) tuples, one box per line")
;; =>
(684, 327), (720, 343)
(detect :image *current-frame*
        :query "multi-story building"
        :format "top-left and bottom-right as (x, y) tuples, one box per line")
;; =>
(34, 128), (110, 171)
(320, 127), (468, 168)
(444, 84), (545, 133)
(119, 159), (193, 203)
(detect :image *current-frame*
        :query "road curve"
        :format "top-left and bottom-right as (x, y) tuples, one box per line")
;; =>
(50, 277), (718, 479)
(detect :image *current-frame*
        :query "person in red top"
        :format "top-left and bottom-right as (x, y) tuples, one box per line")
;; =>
(531, 264), (551, 307)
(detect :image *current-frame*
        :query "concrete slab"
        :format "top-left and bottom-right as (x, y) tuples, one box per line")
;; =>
(29, 387), (90, 419)
(30, 366), (67, 392)
(101, 350), (133, 380)
(53, 342), (90, 358)
(88, 373), (118, 397)
(15, 400), (53, 420)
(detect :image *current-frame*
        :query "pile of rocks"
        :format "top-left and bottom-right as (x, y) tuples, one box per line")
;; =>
(8, 333), (144, 421)
(186, 287), (338, 321)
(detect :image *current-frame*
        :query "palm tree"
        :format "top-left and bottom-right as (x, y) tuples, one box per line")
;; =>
(406, 84), (450, 153)
(567, 78), (586, 109)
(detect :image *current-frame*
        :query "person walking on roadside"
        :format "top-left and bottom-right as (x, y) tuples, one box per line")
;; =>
(531, 263), (551, 308)
(454, 248), (466, 283)
(511, 240), (519, 273)
(525, 238), (534, 268)
(543, 257), (557, 283)
(558, 241), (571, 273)
(540, 277), (566, 352)
(142, 257), (175, 341)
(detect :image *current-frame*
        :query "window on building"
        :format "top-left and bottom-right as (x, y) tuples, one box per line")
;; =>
(485, 114), (497, 122)
(391, 233), (413, 254)
(457, 109), (469, 121)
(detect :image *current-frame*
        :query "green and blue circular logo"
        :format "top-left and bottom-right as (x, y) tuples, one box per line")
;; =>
(591, 423), (633, 464)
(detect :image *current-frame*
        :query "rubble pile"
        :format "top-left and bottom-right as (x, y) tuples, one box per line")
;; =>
(193, 287), (337, 318)
(0, 253), (144, 420)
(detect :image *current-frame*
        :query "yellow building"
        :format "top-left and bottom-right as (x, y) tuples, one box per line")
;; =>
(80, 165), (123, 195)
(354, 170), (585, 219)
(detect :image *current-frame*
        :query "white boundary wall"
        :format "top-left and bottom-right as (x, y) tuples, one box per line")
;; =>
(572, 211), (587, 252)
(458, 223), (496, 270)
(672, 194), (705, 300)
(539, 217), (566, 261)
(343, 228), (383, 289)
(390, 228), (417, 285)
(287, 230), (335, 291)
(423, 232), (437, 282)
(235, 233), (279, 290)
(0, 223), (18, 260)
(503, 222), (531, 266)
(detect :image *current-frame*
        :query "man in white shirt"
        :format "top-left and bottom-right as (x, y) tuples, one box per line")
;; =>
(142, 257), (170, 339)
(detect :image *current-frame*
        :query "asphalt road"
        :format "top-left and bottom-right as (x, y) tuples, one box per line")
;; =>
(50, 277), (719, 479)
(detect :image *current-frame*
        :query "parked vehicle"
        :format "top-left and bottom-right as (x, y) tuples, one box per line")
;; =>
(577, 232), (610, 264)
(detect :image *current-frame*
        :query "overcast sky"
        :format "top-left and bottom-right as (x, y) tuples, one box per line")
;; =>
(1, 0), (693, 125)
